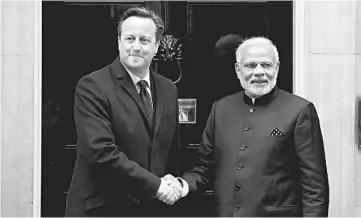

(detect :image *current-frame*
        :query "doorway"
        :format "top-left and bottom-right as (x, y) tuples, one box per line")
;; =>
(41, 1), (293, 216)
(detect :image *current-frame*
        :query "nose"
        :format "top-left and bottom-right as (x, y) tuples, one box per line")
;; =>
(253, 64), (265, 77)
(132, 39), (141, 51)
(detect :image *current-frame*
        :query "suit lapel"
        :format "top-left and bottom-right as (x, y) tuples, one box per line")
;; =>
(151, 70), (164, 140)
(110, 57), (152, 135)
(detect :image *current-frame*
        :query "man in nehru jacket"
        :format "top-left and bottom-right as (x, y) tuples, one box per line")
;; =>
(163, 36), (329, 217)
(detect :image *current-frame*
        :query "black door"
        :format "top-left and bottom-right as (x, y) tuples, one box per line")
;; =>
(41, 1), (292, 216)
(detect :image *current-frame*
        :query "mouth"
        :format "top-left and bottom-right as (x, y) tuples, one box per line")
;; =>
(251, 80), (268, 85)
(130, 55), (142, 58)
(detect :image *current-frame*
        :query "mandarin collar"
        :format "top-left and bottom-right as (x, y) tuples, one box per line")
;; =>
(243, 86), (279, 106)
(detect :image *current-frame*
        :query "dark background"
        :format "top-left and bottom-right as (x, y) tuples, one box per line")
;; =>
(42, 1), (293, 216)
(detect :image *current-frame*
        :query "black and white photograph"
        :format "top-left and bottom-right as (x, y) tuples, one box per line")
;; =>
(1, 0), (361, 217)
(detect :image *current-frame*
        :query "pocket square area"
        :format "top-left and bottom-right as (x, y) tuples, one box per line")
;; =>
(269, 127), (285, 136)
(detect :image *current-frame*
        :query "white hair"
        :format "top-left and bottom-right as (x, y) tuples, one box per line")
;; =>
(235, 36), (279, 63)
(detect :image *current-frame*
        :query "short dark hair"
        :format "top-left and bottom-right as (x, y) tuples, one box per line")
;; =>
(117, 7), (164, 42)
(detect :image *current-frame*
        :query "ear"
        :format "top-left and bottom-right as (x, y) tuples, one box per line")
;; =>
(235, 63), (242, 80)
(117, 36), (121, 49)
(274, 62), (280, 78)
(155, 41), (160, 53)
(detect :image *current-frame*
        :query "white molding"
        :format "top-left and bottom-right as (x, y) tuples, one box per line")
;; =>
(33, 0), (42, 217)
(293, 0), (305, 97)
(0, 0), (3, 215)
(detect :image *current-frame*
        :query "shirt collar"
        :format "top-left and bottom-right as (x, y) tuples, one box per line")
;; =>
(124, 66), (151, 89)
(119, 57), (151, 88)
(243, 86), (279, 106)
(128, 70), (151, 88)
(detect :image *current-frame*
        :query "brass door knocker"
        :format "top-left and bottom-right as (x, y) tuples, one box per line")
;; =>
(153, 34), (183, 84)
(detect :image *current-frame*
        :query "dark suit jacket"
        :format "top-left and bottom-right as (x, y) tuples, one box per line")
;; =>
(182, 87), (329, 217)
(65, 57), (180, 217)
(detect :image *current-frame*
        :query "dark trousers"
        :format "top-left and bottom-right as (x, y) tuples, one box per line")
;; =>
(85, 198), (179, 217)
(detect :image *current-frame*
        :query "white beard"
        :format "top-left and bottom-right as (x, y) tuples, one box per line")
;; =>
(241, 77), (277, 99)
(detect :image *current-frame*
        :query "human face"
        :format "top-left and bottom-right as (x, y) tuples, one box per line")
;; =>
(235, 43), (279, 98)
(118, 16), (159, 75)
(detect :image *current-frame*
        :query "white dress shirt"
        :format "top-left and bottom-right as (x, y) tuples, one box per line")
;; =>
(126, 68), (153, 109)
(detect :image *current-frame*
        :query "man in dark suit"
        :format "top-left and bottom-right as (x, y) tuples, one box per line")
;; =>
(65, 7), (181, 217)
(165, 36), (329, 216)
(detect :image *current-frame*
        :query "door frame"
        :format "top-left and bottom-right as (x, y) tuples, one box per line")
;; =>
(34, 0), (42, 217)
(293, 0), (304, 95)
(31, 1), (306, 217)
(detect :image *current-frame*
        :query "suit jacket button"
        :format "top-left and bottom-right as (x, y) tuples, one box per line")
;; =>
(237, 163), (243, 170)
(249, 108), (254, 113)
(244, 125), (250, 131)
(234, 204), (240, 211)
(235, 184), (241, 191)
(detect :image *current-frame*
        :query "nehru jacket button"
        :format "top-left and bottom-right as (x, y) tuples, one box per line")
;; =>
(249, 108), (254, 113)
(237, 164), (243, 170)
(234, 204), (240, 211)
(235, 184), (241, 191)
(240, 144), (246, 151)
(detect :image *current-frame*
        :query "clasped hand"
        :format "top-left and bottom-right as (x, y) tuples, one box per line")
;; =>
(156, 174), (183, 205)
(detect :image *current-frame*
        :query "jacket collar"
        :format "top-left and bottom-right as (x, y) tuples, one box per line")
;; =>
(110, 56), (164, 139)
(243, 86), (279, 106)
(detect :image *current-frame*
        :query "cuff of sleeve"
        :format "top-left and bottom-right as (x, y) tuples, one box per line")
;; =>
(146, 174), (162, 200)
(177, 177), (189, 198)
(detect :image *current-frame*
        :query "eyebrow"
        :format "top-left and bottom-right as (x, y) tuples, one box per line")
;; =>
(243, 59), (273, 63)
(124, 34), (153, 39)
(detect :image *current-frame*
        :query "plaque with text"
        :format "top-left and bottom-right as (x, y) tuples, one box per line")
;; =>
(178, 98), (196, 124)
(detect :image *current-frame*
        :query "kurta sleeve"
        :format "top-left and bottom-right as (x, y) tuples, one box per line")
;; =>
(182, 102), (216, 193)
(294, 102), (329, 216)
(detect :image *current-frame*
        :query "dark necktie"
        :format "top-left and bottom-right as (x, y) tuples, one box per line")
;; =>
(138, 80), (153, 128)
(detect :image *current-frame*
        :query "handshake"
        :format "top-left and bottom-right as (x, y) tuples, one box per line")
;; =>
(156, 174), (189, 205)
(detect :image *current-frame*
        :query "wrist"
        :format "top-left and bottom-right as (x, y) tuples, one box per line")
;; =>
(176, 177), (189, 197)
(177, 178), (184, 187)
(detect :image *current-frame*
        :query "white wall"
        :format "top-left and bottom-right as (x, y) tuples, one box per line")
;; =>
(0, 1), (41, 216)
(295, 1), (360, 216)
(354, 1), (361, 216)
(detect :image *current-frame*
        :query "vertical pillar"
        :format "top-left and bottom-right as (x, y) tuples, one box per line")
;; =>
(0, 1), (41, 216)
(354, 1), (361, 216)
